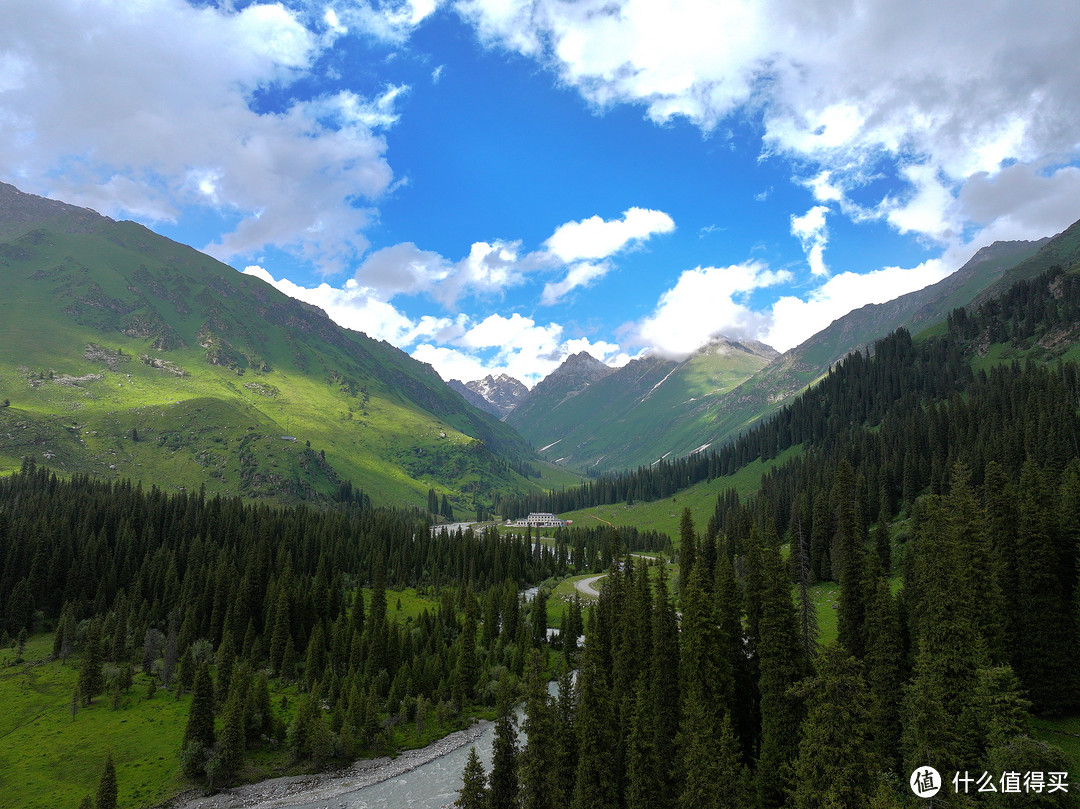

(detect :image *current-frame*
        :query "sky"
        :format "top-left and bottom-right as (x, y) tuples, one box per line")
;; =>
(2, 0), (1080, 386)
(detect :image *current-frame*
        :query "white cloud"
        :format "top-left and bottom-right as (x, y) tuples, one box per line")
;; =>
(543, 207), (675, 263)
(538, 207), (674, 304)
(358, 207), (673, 308)
(245, 266), (628, 386)
(455, 0), (1080, 245)
(633, 262), (791, 358)
(541, 260), (612, 305)
(790, 205), (830, 277)
(243, 265), (452, 345)
(0, 0), (393, 275)
(415, 312), (629, 385)
(329, 0), (441, 43)
(763, 259), (952, 352)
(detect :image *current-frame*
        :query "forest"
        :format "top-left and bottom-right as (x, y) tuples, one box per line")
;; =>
(0, 465), (656, 805)
(2, 264), (1080, 808)
(458, 266), (1080, 808)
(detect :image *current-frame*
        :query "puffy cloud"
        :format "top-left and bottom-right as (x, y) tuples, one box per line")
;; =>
(328, 0), (441, 43)
(631, 255), (960, 357)
(790, 205), (830, 277)
(0, 0), (394, 274)
(543, 207), (675, 263)
(242, 265), (451, 345)
(762, 259), (952, 352)
(455, 0), (1080, 244)
(539, 207), (674, 304)
(632, 262), (791, 358)
(416, 312), (629, 385)
(541, 261), (612, 305)
(957, 162), (1080, 242)
(245, 266), (627, 385)
(361, 207), (674, 308)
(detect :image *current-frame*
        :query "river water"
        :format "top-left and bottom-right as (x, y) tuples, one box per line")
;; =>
(278, 720), (498, 809)
(276, 681), (559, 809)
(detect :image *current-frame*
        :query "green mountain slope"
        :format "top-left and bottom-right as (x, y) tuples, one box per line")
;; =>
(694, 237), (1049, 448)
(0, 182), (548, 510)
(507, 337), (778, 472)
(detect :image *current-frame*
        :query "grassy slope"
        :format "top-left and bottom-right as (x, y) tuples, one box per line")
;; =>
(511, 343), (773, 474)
(0, 206), (546, 510)
(0, 587), (449, 809)
(558, 444), (803, 541)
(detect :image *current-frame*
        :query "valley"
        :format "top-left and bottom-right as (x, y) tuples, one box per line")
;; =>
(3, 182), (1080, 809)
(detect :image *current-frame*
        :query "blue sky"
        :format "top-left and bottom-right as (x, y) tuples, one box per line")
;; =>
(3, 0), (1080, 385)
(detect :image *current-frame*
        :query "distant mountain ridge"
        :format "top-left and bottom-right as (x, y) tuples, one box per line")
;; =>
(507, 337), (777, 471)
(506, 232), (1071, 474)
(447, 373), (529, 419)
(0, 181), (550, 510)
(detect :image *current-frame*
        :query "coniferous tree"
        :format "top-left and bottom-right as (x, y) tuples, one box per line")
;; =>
(553, 666), (578, 808)
(182, 662), (216, 776)
(833, 460), (867, 657)
(650, 565), (679, 809)
(95, 754), (118, 809)
(677, 508), (697, 599)
(488, 675), (519, 809)
(792, 644), (877, 809)
(755, 542), (806, 808)
(572, 639), (618, 809)
(518, 652), (557, 809)
(863, 571), (903, 772)
(77, 618), (105, 705)
(456, 747), (487, 809)
(625, 681), (661, 809)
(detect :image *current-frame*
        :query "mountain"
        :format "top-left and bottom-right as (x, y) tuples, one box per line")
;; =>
(696, 236), (1051, 446)
(0, 181), (552, 510)
(507, 338), (777, 472)
(510, 235), (1057, 474)
(507, 351), (615, 429)
(447, 373), (529, 419)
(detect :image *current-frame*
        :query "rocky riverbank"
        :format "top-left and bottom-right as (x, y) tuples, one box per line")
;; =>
(158, 720), (491, 809)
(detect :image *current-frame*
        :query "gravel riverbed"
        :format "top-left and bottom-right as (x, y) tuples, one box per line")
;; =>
(157, 721), (491, 809)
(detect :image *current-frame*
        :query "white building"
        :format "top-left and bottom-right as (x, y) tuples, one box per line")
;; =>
(510, 512), (570, 528)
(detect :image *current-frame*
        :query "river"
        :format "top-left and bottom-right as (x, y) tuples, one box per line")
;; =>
(169, 687), (556, 809)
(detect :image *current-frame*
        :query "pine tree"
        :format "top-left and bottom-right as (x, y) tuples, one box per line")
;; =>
(792, 644), (877, 809)
(572, 639), (618, 809)
(755, 542), (806, 808)
(77, 618), (105, 705)
(518, 652), (557, 809)
(456, 747), (487, 809)
(95, 753), (118, 809)
(677, 508), (697, 599)
(182, 662), (216, 776)
(488, 676), (519, 809)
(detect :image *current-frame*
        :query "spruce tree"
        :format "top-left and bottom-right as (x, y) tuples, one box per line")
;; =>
(677, 508), (697, 599)
(182, 662), (216, 775)
(791, 645), (876, 809)
(77, 618), (105, 705)
(488, 676), (519, 809)
(755, 542), (806, 808)
(625, 682), (661, 809)
(833, 461), (867, 657)
(572, 639), (618, 809)
(456, 747), (487, 809)
(518, 652), (557, 809)
(95, 753), (118, 809)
